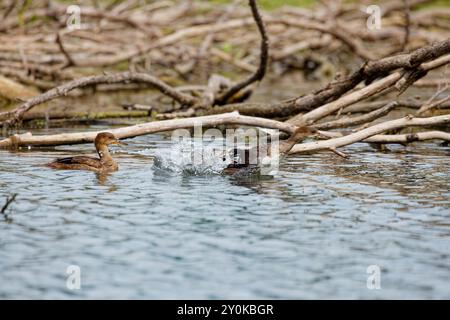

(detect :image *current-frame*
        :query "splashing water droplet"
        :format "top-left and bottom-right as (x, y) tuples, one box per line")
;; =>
(153, 138), (228, 175)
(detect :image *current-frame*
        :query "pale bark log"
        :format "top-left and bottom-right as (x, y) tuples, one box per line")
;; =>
(0, 111), (297, 148)
(288, 54), (450, 125)
(313, 102), (398, 130)
(318, 131), (450, 144)
(289, 114), (450, 154)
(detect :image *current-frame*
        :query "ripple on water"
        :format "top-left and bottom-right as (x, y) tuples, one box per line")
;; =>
(0, 130), (449, 299)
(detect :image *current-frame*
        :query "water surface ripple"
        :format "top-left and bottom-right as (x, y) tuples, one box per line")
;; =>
(0, 128), (449, 299)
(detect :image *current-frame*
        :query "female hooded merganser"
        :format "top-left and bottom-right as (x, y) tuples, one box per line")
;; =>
(46, 132), (125, 173)
(222, 126), (314, 176)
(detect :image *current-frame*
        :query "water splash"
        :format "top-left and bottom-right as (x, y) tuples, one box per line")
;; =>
(152, 139), (228, 175)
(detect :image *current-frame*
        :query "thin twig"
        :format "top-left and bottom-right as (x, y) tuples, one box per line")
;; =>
(1, 194), (17, 214)
(2, 0), (16, 19)
(417, 91), (450, 115)
(56, 32), (76, 68)
(400, 0), (411, 52)
(314, 102), (398, 130)
(214, 0), (269, 105)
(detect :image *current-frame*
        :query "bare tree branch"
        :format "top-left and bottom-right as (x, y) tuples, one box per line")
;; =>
(0, 111), (300, 149)
(1, 194), (17, 214)
(281, 39), (450, 117)
(288, 53), (450, 125)
(0, 72), (199, 127)
(400, 0), (411, 52)
(56, 32), (75, 68)
(314, 102), (398, 130)
(319, 130), (450, 144)
(290, 114), (450, 154)
(214, 0), (269, 105)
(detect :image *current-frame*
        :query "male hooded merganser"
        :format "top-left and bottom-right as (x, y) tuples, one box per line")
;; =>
(222, 126), (313, 176)
(46, 132), (125, 173)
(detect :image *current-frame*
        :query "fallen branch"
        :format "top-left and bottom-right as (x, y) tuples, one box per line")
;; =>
(1, 193), (17, 214)
(289, 53), (450, 125)
(275, 17), (376, 60)
(0, 75), (39, 100)
(416, 85), (450, 115)
(417, 95), (450, 116)
(214, 0), (269, 105)
(284, 39), (450, 117)
(0, 71), (199, 127)
(400, 0), (411, 53)
(201, 41), (450, 121)
(56, 32), (75, 68)
(313, 102), (398, 130)
(343, 99), (450, 113)
(319, 130), (450, 144)
(21, 110), (152, 122)
(290, 114), (450, 154)
(0, 111), (298, 149)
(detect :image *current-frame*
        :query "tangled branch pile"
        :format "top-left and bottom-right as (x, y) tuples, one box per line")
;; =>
(0, 0), (449, 156)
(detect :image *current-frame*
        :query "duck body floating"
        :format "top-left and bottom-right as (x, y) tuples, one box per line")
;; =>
(222, 126), (313, 176)
(46, 132), (124, 173)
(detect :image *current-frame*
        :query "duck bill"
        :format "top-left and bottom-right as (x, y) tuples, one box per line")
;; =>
(113, 140), (128, 146)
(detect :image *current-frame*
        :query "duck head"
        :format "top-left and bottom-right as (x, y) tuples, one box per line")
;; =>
(95, 132), (126, 148)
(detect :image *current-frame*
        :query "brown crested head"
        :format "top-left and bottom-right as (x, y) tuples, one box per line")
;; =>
(293, 125), (316, 136)
(277, 126), (316, 155)
(95, 132), (123, 146)
(287, 126), (316, 142)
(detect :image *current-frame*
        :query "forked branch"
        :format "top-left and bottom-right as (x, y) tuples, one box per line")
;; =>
(290, 114), (450, 154)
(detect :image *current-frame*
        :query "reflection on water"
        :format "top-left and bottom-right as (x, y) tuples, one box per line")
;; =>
(0, 127), (449, 299)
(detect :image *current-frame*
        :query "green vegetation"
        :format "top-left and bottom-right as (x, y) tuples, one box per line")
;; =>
(52, 0), (449, 10)
(414, 0), (450, 9)
(209, 0), (315, 10)
(220, 42), (233, 54)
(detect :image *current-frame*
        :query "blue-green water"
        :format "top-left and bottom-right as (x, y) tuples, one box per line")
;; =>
(0, 127), (449, 299)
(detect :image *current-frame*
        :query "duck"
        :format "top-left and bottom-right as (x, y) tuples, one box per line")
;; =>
(221, 126), (314, 176)
(46, 132), (125, 173)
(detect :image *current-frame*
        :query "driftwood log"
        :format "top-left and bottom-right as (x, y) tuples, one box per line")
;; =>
(1, 112), (449, 158)
(0, 0), (449, 162)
